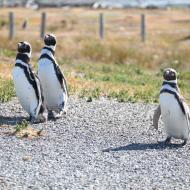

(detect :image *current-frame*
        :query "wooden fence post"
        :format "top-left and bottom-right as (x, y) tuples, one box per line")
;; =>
(99, 13), (104, 39)
(141, 14), (146, 42)
(9, 12), (15, 40)
(40, 12), (46, 39)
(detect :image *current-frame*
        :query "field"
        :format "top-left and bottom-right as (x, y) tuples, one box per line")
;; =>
(1, 7), (190, 103)
(1, 7), (190, 189)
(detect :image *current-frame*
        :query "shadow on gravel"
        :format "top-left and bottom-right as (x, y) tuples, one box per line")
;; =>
(103, 142), (184, 152)
(0, 115), (26, 126)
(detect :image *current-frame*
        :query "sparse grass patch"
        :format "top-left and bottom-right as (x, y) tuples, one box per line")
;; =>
(0, 78), (15, 102)
(12, 120), (44, 139)
(0, 49), (16, 58)
(14, 120), (29, 134)
(79, 86), (101, 99)
(64, 61), (163, 103)
(109, 90), (136, 103)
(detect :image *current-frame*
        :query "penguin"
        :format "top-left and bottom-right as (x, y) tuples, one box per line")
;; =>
(13, 41), (47, 123)
(38, 34), (68, 118)
(153, 68), (190, 146)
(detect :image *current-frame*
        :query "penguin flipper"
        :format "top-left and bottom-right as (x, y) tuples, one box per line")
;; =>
(54, 63), (69, 97)
(153, 105), (161, 130)
(181, 99), (190, 127)
(28, 66), (45, 115)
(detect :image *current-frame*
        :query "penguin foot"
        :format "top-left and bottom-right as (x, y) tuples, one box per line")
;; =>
(48, 110), (55, 119)
(55, 111), (63, 119)
(164, 137), (171, 145)
(181, 139), (187, 146)
(39, 113), (48, 122)
(28, 115), (32, 122)
(29, 114), (47, 123)
(29, 116), (36, 124)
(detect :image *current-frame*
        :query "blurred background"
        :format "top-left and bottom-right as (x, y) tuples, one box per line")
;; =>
(1, 0), (190, 103)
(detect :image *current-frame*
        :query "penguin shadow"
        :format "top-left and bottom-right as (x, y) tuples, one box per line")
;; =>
(0, 115), (27, 126)
(102, 141), (185, 152)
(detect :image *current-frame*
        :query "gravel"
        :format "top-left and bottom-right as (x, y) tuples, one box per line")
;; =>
(0, 98), (190, 190)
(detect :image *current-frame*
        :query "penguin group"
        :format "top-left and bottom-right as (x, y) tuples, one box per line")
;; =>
(12, 34), (190, 146)
(13, 34), (68, 123)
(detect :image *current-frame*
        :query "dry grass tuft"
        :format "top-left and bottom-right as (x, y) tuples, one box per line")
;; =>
(14, 127), (44, 139)
(7, 120), (45, 139)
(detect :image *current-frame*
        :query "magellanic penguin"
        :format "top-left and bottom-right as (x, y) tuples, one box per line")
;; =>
(13, 41), (47, 123)
(153, 68), (190, 146)
(38, 34), (68, 118)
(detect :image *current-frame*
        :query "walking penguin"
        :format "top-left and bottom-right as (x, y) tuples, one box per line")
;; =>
(38, 34), (68, 118)
(13, 41), (47, 123)
(153, 68), (190, 146)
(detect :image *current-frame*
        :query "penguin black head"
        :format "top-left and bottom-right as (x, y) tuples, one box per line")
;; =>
(17, 41), (32, 58)
(44, 34), (56, 46)
(163, 68), (177, 81)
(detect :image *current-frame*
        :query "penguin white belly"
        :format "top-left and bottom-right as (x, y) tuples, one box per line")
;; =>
(38, 60), (66, 112)
(160, 93), (189, 139)
(13, 67), (38, 116)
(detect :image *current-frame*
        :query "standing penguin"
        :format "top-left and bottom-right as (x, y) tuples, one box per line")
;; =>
(38, 34), (68, 118)
(13, 41), (47, 123)
(153, 68), (190, 146)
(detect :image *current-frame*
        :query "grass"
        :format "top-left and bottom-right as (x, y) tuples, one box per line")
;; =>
(0, 49), (16, 58)
(65, 60), (161, 103)
(1, 8), (190, 103)
(14, 120), (29, 133)
(12, 120), (43, 139)
(0, 78), (15, 102)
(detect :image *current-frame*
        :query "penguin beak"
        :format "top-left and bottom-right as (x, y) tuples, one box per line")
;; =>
(44, 34), (49, 40)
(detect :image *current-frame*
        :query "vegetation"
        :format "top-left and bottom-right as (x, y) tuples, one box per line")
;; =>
(1, 8), (190, 103)
(14, 120), (29, 133)
(12, 120), (43, 138)
(0, 78), (15, 102)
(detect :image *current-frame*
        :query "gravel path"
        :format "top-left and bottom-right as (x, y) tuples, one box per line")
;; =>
(0, 98), (190, 190)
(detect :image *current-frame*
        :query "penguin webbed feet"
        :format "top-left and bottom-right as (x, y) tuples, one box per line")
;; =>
(29, 115), (36, 124)
(54, 110), (66, 119)
(164, 136), (172, 145)
(48, 110), (56, 120)
(28, 115), (32, 122)
(181, 139), (187, 146)
(163, 136), (188, 146)
(29, 113), (47, 124)
(28, 115), (37, 123)
(52, 104), (67, 119)
(48, 110), (64, 120)
(59, 102), (67, 115)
